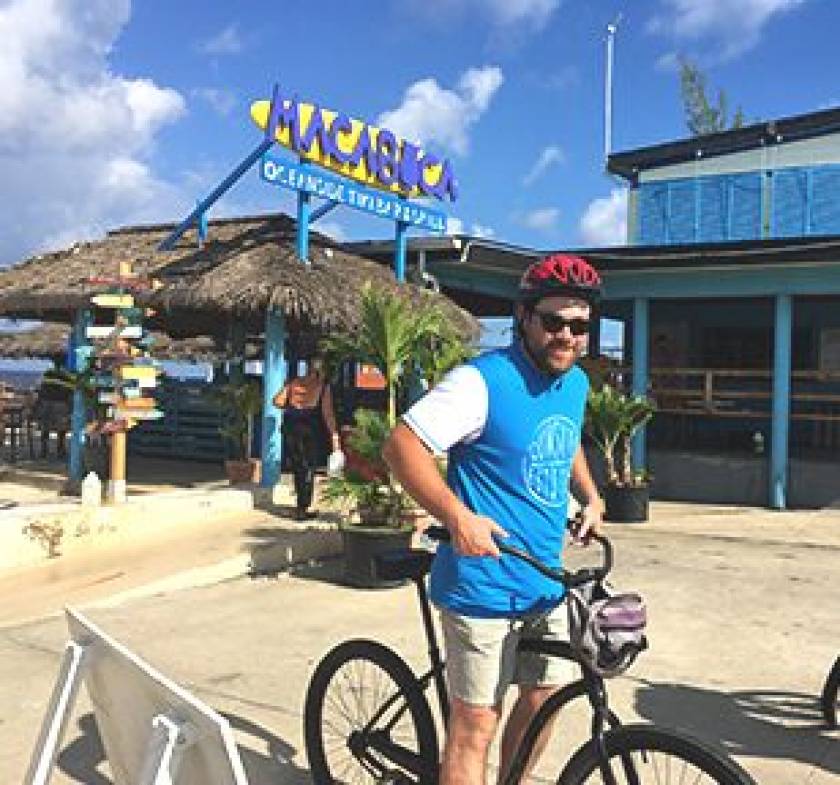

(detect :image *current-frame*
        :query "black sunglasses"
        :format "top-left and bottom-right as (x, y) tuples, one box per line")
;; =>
(534, 311), (591, 336)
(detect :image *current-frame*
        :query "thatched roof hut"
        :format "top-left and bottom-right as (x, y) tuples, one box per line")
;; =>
(0, 322), (254, 363)
(0, 213), (479, 350)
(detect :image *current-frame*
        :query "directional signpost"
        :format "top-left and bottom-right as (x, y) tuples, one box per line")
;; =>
(86, 263), (164, 503)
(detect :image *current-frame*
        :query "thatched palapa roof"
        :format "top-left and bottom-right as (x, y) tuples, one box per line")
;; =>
(0, 213), (479, 347)
(0, 322), (257, 363)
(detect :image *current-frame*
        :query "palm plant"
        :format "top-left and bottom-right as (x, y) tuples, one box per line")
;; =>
(586, 384), (655, 487)
(320, 284), (453, 427)
(320, 284), (471, 528)
(213, 379), (262, 460)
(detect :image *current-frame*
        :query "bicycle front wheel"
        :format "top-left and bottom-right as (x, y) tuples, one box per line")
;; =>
(558, 724), (755, 785)
(304, 638), (439, 785)
(821, 656), (840, 728)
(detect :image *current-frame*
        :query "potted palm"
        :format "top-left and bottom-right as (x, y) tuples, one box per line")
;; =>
(320, 284), (469, 587)
(585, 384), (656, 522)
(215, 379), (262, 484)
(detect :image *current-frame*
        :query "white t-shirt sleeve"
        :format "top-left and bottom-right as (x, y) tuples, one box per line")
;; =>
(402, 365), (488, 454)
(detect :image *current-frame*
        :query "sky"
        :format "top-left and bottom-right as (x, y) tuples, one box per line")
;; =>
(0, 0), (835, 268)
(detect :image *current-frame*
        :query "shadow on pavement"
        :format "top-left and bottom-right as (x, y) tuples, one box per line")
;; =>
(55, 711), (311, 785)
(633, 679), (839, 777)
(56, 714), (109, 785)
(222, 711), (311, 785)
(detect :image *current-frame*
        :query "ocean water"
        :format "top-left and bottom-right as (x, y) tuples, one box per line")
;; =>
(0, 360), (211, 391)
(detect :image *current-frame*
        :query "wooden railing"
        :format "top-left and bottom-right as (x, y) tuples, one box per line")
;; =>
(614, 367), (840, 423)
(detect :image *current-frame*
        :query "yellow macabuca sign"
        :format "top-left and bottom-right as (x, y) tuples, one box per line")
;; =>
(250, 94), (457, 202)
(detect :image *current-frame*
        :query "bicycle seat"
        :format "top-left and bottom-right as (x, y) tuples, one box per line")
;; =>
(375, 549), (434, 582)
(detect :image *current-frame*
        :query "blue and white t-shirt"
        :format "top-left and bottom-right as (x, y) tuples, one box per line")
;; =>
(403, 341), (589, 618)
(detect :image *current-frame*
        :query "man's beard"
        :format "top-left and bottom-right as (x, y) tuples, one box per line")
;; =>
(524, 336), (578, 377)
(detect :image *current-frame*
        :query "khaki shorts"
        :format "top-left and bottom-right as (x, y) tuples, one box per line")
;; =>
(440, 604), (575, 707)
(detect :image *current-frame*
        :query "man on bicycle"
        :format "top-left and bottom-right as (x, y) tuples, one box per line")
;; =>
(383, 253), (605, 785)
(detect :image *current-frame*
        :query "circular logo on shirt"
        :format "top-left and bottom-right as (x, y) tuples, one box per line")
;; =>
(522, 415), (578, 507)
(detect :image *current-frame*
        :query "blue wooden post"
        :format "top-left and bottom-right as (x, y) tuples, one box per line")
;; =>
(297, 161), (311, 262)
(260, 310), (287, 487)
(632, 298), (649, 472)
(770, 294), (792, 509)
(589, 316), (602, 356)
(68, 310), (91, 485)
(394, 218), (408, 283)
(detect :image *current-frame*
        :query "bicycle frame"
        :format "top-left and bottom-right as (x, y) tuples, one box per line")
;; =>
(355, 570), (623, 785)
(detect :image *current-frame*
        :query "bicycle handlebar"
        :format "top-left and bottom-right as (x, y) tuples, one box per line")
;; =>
(424, 524), (612, 588)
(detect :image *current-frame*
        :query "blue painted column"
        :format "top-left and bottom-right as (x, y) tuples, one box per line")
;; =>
(770, 294), (792, 509)
(68, 310), (91, 485)
(394, 219), (408, 282)
(632, 298), (649, 472)
(260, 309), (287, 487)
(589, 315), (602, 356)
(296, 161), (311, 262)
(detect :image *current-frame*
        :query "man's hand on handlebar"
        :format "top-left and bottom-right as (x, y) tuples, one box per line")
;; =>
(569, 499), (605, 546)
(449, 510), (508, 558)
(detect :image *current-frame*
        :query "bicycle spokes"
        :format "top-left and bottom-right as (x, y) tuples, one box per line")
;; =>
(319, 657), (427, 784)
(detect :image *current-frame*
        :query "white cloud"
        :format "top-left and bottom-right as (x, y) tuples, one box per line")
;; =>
(579, 189), (628, 247)
(446, 217), (495, 238)
(484, 0), (559, 30)
(648, 0), (805, 60)
(471, 223), (495, 238)
(522, 208), (560, 232)
(197, 23), (242, 55)
(409, 0), (559, 34)
(446, 216), (465, 236)
(0, 0), (187, 265)
(193, 87), (237, 116)
(522, 145), (565, 186)
(315, 220), (347, 243)
(378, 66), (503, 156)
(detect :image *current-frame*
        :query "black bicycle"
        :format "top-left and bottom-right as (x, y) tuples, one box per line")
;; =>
(821, 656), (839, 728)
(304, 528), (756, 785)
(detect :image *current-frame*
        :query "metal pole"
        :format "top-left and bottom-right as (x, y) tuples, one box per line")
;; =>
(394, 220), (408, 283)
(604, 16), (621, 166)
(297, 161), (311, 262)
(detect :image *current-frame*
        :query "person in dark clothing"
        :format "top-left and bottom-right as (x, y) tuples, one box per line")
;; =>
(273, 357), (340, 520)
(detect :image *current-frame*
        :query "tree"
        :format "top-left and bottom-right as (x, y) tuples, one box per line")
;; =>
(679, 56), (746, 136)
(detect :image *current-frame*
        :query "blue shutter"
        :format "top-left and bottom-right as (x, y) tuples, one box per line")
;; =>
(668, 179), (697, 244)
(638, 183), (668, 245)
(698, 176), (728, 242)
(729, 173), (762, 240)
(809, 165), (840, 235)
(772, 168), (808, 237)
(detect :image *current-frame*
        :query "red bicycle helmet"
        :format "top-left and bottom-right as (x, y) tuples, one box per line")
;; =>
(518, 253), (602, 304)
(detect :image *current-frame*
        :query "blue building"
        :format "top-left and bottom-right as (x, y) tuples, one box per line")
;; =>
(349, 107), (840, 509)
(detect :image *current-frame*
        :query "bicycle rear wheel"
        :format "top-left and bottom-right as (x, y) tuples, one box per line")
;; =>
(821, 656), (840, 728)
(558, 724), (755, 785)
(304, 638), (439, 785)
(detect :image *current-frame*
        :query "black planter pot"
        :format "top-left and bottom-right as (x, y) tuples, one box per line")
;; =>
(341, 526), (414, 589)
(604, 484), (649, 523)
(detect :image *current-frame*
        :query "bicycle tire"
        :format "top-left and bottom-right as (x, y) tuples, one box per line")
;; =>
(821, 656), (840, 729)
(558, 724), (756, 785)
(304, 638), (439, 785)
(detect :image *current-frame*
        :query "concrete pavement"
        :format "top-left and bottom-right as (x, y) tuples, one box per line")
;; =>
(0, 501), (838, 784)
